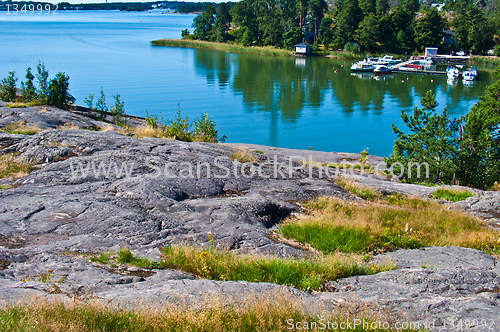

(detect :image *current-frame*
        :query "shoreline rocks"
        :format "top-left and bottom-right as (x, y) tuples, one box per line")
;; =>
(1, 103), (499, 330)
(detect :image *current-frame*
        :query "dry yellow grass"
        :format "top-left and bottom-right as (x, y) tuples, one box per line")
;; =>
(57, 123), (80, 130)
(0, 153), (34, 179)
(128, 125), (174, 140)
(488, 182), (500, 191)
(283, 194), (500, 254)
(100, 124), (129, 135)
(0, 293), (411, 332)
(230, 148), (257, 163)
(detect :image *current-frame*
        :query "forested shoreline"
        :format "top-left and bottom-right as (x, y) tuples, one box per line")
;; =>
(184, 0), (500, 55)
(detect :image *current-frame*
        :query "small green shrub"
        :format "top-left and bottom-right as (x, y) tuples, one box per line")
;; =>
(110, 93), (125, 126)
(21, 67), (36, 101)
(145, 110), (161, 129)
(46, 72), (75, 110)
(0, 71), (18, 102)
(193, 112), (226, 143)
(83, 93), (94, 109)
(165, 108), (192, 141)
(89, 252), (110, 265)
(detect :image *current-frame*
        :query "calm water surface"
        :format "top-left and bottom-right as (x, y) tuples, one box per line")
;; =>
(0, 11), (495, 156)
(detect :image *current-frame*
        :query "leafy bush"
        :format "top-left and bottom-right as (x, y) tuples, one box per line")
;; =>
(193, 112), (226, 143)
(46, 72), (75, 110)
(165, 108), (192, 141)
(145, 110), (160, 129)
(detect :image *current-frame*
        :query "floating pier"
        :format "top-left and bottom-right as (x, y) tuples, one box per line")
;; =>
(389, 55), (470, 76)
(390, 60), (447, 75)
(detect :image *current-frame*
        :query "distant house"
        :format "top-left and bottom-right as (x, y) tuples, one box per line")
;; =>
(443, 30), (457, 45)
(293, 42), (311, 54)
(425, 47), (438, 57)
(431, 3), (445, 11)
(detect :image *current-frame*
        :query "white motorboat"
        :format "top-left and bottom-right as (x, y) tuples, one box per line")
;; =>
(462, 70), (476, 81)
(378, 55), (402, 65)
(415, 57), (434, 66)
(447, 67), (460, 79)
(373, 64), (393, 75)
(351, 61), (375, 72)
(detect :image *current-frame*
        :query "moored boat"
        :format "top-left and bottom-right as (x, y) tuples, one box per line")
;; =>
(351, 61), (375, 72)
(373, 64), (393, 75)
(403, 63), (422, 71)
(462, 69), (476, 81)
(378, 55), (402, 65)
(447, 66), (461, 79)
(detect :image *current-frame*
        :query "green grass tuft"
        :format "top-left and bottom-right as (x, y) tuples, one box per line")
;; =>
(89, 248), (159, 269)
(431, 188), (475, 202)
(160, 245), (394, 292)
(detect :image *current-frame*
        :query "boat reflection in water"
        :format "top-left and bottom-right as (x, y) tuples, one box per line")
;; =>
(463, 79), (476, 87)
(350, 72), (374, 79)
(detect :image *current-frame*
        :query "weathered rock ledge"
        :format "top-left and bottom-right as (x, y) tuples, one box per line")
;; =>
(1, 102), (499, 330)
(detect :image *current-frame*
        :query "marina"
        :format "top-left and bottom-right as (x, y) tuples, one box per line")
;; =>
(351, 55), (474, 76)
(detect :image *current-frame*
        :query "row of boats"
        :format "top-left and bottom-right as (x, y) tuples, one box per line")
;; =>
(350, 56), (478, 81)
(350, 55), (402, 74)
(446, 65), (478, 81)
(350, 55), (435, 75)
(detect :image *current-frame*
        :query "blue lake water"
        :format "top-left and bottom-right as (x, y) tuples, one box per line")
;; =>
(0, 11), (495, 156)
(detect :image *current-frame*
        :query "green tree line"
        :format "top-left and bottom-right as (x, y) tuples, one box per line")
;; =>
(185, 0), (498, 55)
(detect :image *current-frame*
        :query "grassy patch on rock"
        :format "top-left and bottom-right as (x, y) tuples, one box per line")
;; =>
(430, 188), (475, 202)
(159, 245), (394, 292)
(335, 177), (381, 201)
(0, 121), (41, 135)
(279, 194), (500, 255)
(0, 153), (34, 179)
(89, 248), (160, 269)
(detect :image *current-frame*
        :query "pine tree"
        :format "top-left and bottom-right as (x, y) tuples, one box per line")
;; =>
(386, 91), (460, 184)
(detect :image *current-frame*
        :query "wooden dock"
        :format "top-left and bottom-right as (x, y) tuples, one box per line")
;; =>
(390, 60), (447, 75)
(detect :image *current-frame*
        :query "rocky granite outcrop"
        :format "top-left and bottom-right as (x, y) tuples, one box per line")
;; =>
(1, 103), (499, 331)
